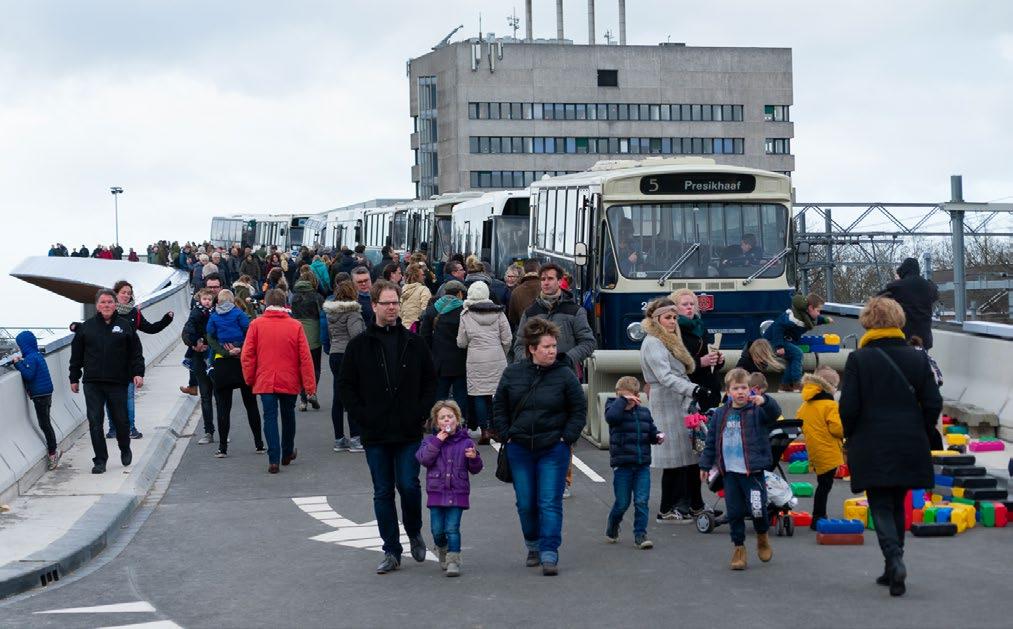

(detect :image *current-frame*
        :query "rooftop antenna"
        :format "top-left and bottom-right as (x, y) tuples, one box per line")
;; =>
(604, 29), (614, 45)
(478, 12), (483, 41)
(508, 7), (519, 39)
(433, 24), (464, 50)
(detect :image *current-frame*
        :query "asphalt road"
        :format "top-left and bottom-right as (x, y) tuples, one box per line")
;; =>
(1, 368), (1009, 629)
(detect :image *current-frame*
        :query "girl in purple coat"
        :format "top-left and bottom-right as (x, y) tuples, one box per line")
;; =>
(415, 400), (483, 577)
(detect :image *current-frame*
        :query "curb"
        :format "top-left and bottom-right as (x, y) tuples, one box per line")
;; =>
(0, 394), (198, 600)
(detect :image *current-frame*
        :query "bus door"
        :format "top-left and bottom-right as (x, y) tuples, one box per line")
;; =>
(573, 188), (592, 296)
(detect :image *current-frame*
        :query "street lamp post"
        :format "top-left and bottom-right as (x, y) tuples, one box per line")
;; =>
(110, 186), (123, 246)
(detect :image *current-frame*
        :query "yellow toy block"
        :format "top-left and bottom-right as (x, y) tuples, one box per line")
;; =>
(946, 433), (970, 446)
(824, 333), (841, 345)
(932, 494), (944, 504)
(931, 449), (957, 457)
(952, 487), (965, 498)
(844, 504), (869, 523)
(843, 496), (867, 508)
(951, 504), (976, 530)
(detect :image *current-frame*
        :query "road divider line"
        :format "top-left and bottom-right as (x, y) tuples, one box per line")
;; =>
(490, 442), (606, 483)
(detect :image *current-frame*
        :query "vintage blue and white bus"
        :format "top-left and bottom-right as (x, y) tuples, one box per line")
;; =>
(528, 157), (794, 352)
(450, 190), (530, 277)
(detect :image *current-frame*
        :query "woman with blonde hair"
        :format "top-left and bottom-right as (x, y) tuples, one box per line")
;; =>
(400, 263), (433, 331)
(640, 297), (709, 523)
(670, 288), (724, 410)
(736, 338), (785, 373)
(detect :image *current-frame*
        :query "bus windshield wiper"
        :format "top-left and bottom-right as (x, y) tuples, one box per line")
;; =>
(742, 247), (792, 285)
(658, 243), (700, 286)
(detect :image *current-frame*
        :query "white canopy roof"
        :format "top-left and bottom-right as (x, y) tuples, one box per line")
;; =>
(10, 257), (179, 303)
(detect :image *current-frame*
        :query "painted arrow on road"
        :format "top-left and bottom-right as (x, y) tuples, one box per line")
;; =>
(292, 496), (437, 561)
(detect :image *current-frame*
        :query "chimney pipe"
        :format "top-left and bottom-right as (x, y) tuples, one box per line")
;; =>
(525, 0), (532, 41)
(588, 0), (595, 45)
(556, 0), (564, 41)
(618, 0), (626, 45)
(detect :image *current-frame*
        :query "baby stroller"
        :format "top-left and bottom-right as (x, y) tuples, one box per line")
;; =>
(695, 419), (804, 536)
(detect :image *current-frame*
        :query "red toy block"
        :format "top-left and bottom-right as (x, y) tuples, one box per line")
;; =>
(941, 415), (954, 425)
(903, 490), (913, 530)
(789, 511), (813, 527)
(834, 464), (850, 479)
(912, 509), (924, 524)
(817, 533), (864, 545)
(782, 442), (807, 462)
(996, 503), (1008, 528)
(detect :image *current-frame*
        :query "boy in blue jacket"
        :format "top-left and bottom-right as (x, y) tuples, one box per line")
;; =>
(700, 368), (777, 570)
(12, 331), (60, 470)
(604, 376), (665, 550)
(761, 293), (831, 391)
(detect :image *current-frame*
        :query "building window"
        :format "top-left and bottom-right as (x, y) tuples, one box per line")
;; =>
(765, 138), (791, 154)
(765, 105), (790, 122)
(415, 75), (439, 199)
(598, 69), (619, 87)
(468, 103), (478, 119)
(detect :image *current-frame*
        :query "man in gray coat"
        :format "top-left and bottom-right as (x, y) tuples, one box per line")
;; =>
(511, 263), (596, 370)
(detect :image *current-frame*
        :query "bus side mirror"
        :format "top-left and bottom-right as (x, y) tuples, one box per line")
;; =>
(574, 242), (588, 267)
(794, 241), (810, 265)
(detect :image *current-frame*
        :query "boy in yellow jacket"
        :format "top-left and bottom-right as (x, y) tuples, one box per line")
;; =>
(798, 366), (843, 529)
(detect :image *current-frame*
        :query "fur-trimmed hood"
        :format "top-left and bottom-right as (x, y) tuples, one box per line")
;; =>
(801, 372), (837, 401)
(641, 317), (695, 374)
(323, 299), (362, 314)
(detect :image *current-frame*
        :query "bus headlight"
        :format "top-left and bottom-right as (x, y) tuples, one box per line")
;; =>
(626, 321), (645, 342)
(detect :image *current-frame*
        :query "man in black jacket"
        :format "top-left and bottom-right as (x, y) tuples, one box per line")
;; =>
(878, 258), (939, 349)
(69, 289), (145, 474)
(339, 280), (437, 575)
(182, 274), (222, 444)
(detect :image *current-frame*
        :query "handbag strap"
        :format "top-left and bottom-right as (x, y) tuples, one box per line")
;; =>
(510, 374), (543, 427)
(872, 348), (916, 398)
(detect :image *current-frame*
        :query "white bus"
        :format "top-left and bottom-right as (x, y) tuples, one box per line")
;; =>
(451, 190), (530, 277)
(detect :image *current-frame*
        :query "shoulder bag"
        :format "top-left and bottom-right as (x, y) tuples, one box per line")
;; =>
(495, 375), (543, 483)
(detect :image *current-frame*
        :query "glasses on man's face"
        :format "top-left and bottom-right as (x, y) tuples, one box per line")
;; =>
(377, 301), (400, 307)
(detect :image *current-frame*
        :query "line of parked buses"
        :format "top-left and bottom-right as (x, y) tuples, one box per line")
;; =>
(210, 156), (798, 426)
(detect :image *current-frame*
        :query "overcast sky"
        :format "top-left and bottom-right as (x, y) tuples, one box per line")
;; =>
(2, 0), (1011, 326)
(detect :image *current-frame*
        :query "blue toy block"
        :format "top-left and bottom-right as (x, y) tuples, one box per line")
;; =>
(935, 474), (954, 487)
(935, 507), (953, 523)
(816, 519), (865, 535)
(789, 451), (809, 462)
(809, 344), (840, 353)
(911, 490), (927, 509)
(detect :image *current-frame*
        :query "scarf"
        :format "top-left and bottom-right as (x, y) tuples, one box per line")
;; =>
(539, 291), (562, 305)
(642, 317), (695, 374)
(116, 300), (135, 316)
(216, 301), (235, 315)
(435, 295), (464, 315)
(678, 314), (706, 339)
(858, 327), (905, 348)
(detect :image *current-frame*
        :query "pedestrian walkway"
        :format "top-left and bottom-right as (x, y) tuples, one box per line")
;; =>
(0, 345), (197, 597)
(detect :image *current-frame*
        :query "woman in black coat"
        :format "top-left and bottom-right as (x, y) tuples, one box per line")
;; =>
(839, 297), (942, 597)
(420, 281), (470, 427)
(671, 289), (723, 409)
(492, 317), (586, 576)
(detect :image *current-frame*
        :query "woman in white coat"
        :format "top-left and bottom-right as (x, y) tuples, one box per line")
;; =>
(640, 297), (708, 523)
(457, 281), (511, 445)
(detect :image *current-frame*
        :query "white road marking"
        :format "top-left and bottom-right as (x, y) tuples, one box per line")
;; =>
(292, 497), (436, 561)
(98, 622), (184, 629)
(489, 442), (606, 483)
(36, 602), (156, 614)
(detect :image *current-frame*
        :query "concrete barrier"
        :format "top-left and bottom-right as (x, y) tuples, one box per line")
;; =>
(0, 272), (191, 505)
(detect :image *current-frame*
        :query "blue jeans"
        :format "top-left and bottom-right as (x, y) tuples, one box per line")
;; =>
(608, 464), (651, 537)
(723, 471), (769, 545)
(782, 343), (803, 385)
(430, 506), (464, 552)
(471, 395), (492, 430)
(260, 393), (296, 465)
(106, 381), (136, 433)
(507, 440), (570, 565)
(436, 375), (469, 426)
(364, 441), (423, 557)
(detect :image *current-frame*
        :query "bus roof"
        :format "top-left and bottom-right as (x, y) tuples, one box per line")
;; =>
(528, 157), (789, 192)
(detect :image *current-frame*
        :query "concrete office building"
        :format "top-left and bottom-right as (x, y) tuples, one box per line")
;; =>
(408, 13), (793, 198)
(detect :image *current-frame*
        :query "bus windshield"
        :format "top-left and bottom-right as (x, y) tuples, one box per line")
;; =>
(605, 203), (788, 280)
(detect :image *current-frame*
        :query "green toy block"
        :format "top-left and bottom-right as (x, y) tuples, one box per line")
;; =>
(978, 436), (998, 442)
(945, 425), (969, 435)
(867, 510), (875, 530)
(923, 506), (937, 523)
(790, 481), (814, 497)
(798, 344), (810, 353)
(981, 502), (995, 527)
(952, 496), (976, 507)
(788, 460), (810, 474)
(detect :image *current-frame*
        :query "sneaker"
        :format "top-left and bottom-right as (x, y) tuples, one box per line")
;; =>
(634, 535), (654, 550)
(121, 449), (132, 466)
(541, 562), (558, 576)
(105, 429), (116, 439)
(129, 428), (143, 439)
(376, 553), (401, 574)
(562, 486), (572, 499)
(47, 452), (61, 470)
(409, 534), (427, 562)
(605, 520), (620, 543)
(256, 445), (267, 454)
(308, 394), (320, 410)
(197, 433), (214, 445)
(333, 438), (349, 452)
(91, 463), (106, 474)
(298, 400), (308, 412)
(656, 510), (690, 524)
(347, 437), (364, 453)
(215, 451), (228, 458)
(525, 550), (541, 567)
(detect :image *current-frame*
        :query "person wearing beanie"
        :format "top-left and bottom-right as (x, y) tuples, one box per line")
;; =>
(457, 281), (511, 444)
(877, 257), (939, 350)
(761, 293), (832, 391)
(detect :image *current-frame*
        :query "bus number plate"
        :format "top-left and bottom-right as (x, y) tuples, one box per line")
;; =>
(697, 294), (715, 312)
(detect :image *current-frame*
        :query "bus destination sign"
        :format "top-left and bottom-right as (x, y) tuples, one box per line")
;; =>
(640, 173), (756, 195)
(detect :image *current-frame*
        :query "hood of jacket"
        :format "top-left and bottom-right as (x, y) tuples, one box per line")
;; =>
(463, 299), (503, 315)
(323, 299), (361, 315)
(897, 257), (920, 279)
(801, 372), (837, 401)
(641, 317), (695, 374)
(16, 330), (39, 356)
(232, 280), (255, 296)
(435, 295), (464, 314)
(293, 279), (316, 293)
(789, 293), (816, 330)
(216, 301), (236, 315)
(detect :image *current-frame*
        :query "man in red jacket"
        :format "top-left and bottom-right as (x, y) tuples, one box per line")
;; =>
(241, 288), (316, 473)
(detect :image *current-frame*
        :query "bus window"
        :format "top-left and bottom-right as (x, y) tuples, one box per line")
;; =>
(600, 224), (619, 288)
(392, 212), (408, 250)
(555, 190), (568, 252)
(563, 189), (576, 254)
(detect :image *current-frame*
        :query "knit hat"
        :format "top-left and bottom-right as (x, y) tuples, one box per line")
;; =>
(467, 281), (489, 301)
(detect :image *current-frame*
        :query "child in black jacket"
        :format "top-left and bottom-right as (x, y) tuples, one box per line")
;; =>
(604, 376), (665, 550)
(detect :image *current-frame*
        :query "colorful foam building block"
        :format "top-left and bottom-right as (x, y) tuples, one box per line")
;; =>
(940, 465), (986, 477)
(935, 474), (954, 487)
(834, 464), (850, 479)
(910, 522), (958, 537)
(947, 445), (967, 454)
(951, 487), (965, 498)
(946, 433), (970, 446)
(969, 440), (1005, 452)
(789, 511), (813, 527)
(995, 503), (1008, 528)
(953, 476), (998, 488)
(950, 504), (976, 531)
(817, 533), (864, 545)
(823, 333), (841, 345)
(945, 425), (969, 435)
(941, 415), (954, 425)
(911, 490), (927, 509)
(788, 460), (810, 474)
(912, 508), (924, 523)
(789, 451), (809, 463)
(964, 488), (1009, 501)
(782, 442), (807, 462)
(935, 507), (953, 523)
(816, 519), (865, 534)
(791, 481), (814, 497)
(931, 493), (944, 504)
(980, 502), (995, 527)
(923, 506), (937, 523)
(931, 452), (975, 465)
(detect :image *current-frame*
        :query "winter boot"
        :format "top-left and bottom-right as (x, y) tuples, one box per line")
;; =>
(887, 555), (907, 597)
(730, 545), (747, 570)
(445, 552), (461, 577)
(437, 545), (449, 570)
(756, 532), (773, 562)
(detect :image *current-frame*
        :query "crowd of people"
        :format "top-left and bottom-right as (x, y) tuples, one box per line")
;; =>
(47, 242), (141, 261)
(14, 245), (950, 595)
